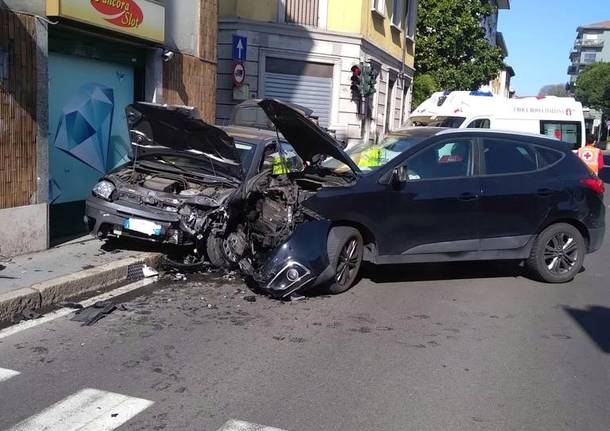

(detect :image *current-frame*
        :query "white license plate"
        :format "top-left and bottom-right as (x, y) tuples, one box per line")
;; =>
(123, 218), (162, 236)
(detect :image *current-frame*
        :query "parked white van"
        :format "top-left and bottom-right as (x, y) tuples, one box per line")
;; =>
(405, 91), (586, 150)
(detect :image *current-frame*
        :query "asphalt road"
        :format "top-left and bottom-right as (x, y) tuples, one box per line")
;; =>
(0, 196), (609, 430)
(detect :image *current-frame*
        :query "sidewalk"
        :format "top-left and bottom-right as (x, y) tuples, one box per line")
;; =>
(0, 236), (161, 322)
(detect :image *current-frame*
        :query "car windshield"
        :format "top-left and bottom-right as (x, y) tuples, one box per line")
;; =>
(406, 116), (466, 128)
(139, 141), (257, 177)
(322, 134), (426, 173)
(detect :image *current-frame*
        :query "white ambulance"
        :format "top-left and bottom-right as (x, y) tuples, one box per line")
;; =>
(405, 91), (586, 150)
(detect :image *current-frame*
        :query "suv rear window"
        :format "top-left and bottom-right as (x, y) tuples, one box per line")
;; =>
(483, 139), (537, 175)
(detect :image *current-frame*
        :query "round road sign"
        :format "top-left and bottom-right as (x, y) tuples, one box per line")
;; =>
(233, 62), (246, 87)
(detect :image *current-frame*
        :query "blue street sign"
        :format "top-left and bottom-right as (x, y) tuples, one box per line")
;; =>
(232, 35), (247, 62)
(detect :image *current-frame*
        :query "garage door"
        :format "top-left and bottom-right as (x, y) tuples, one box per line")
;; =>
(264, 57), (333, 127)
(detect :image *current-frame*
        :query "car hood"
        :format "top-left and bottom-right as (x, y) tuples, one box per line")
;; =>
(126, 102), (244, 180)
(258, 99), (360, 174)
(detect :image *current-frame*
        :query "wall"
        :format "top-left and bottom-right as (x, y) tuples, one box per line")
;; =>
(165, 0), (200, 56)
(326, 0), (362, 33)
(362, 0), (406, 61)
(163, 0), (217, 123)
(220, 0), (278, 22)
(600, 30), (610, 61)
(0, 0), (44, 15)
(0, 8), (38, 210)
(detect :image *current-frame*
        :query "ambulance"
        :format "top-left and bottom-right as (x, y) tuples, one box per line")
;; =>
(405, 91), (586, 150)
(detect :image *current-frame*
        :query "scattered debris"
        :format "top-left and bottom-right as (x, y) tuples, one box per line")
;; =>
(71, 301), (117, 326)
(142, 265), (158, 278)
(111, 413), (119, 418)
(11, 309), (42, 323)
(61, 302), (84, 309)
(243, 295), (257, 303)
(222, 271), (237, 281)
(172, 272), (187, 281)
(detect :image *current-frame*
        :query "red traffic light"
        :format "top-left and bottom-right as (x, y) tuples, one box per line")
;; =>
(351, 65), (361, 76)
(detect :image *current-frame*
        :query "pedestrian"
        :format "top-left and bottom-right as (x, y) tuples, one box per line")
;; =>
(577, 134), (604, 176)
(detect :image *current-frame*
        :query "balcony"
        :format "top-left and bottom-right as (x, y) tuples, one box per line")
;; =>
(574, 39), (605, 49)
(567, 65), (579, 75)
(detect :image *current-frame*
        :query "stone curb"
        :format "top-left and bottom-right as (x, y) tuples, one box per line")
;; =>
(0, 253), (162, 322)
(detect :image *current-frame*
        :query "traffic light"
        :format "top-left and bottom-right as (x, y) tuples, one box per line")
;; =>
(350, 64), (362, 100)
(360, 63), (378, 98)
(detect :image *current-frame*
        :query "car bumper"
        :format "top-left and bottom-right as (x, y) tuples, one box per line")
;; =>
(85, 196), (187, 245)
(250, 220), (334, 298)
(588, 226), (605, 253)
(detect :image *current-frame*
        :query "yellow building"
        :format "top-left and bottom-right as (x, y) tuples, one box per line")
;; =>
(218, 0), (418, 144)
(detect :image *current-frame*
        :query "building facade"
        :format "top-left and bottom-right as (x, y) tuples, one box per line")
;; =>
(568, 20), (610, 136)
(482, 0), (514, 97)
(217, 0), (417, 145)
(0, 0), (218, 257)
(568, 20), (610, 84)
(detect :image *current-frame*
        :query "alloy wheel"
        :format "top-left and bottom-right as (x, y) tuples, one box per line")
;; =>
(543, 232), (579, 274)
(335, 238), (360, 287)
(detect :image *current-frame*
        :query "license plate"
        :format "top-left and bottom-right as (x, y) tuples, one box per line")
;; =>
(123, 218), (162, 236)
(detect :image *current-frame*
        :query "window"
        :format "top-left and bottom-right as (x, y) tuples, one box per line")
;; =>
(483, 139), (537, 175)
(372, 0), (385, 16)
(581, 52), (597, 64)
(405, 140), (473, 180)
(467, 118), (491, 128)
(285, 0), (320, 27)
(536, 147), (564, 169)
(540, 121), (582, 150)
(405, 0), (417, 38)
(391, 0), (404, 27)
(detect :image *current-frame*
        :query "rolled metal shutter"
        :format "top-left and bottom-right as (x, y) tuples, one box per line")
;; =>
(264, 72), (332, 128)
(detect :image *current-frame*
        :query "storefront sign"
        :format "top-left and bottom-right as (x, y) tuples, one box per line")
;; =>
(47, 0), (165, 43)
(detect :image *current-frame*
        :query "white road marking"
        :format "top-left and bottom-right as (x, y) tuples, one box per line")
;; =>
(7, 388), (153, 431)
(0, 277), (158, 340)
(217, 419), (288, 431)
(0, 367), (20, 383)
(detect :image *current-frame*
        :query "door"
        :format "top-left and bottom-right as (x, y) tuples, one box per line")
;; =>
(478, 138), (562, 249)
(48, 52), (135, 239)
(264, 57), (333, 127)
(376, 138), (480, 256)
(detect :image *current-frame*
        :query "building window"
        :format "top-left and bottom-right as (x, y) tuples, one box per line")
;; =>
(372, 0), (385, 16)
(405, 0), (417, 38)
(391, 0), (404, 27)
(581, 52), (597, 64)
(285, 0), (320, 27)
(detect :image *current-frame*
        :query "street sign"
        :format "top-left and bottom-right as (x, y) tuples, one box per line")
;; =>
(232, 35), (247, 62)
(232, 62), (246, 87)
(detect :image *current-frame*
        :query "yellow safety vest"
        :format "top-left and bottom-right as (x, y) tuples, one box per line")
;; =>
(272, 156), (291, 175)
(358, 146), (383, 168)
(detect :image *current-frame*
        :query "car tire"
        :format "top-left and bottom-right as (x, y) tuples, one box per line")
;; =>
(206, 235), (229, 268)
(325, 227), (364, 294)
(527, 223), (585, 283)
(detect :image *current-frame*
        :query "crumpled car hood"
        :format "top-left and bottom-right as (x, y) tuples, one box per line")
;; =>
(258, 99), (360, 174)
(126, 102), (244, 180)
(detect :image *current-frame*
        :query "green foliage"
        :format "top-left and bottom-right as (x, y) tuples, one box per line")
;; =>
(412, 74), (440, 108)
(574, 62), (610, 116)
(539, 84), (570, 97)
(413, 0), (505, 102)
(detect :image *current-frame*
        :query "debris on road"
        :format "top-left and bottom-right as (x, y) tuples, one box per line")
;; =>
(71, 301), (118, 326)
(244, 295), (257, 302)
(11, 308), (42, 323)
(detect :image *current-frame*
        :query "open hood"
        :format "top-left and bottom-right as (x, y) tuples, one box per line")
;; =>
(258, 99), (360, 174)
(126, 102), (243, 180)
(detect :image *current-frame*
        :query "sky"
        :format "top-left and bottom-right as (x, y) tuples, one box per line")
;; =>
(499, 0), (607, 96)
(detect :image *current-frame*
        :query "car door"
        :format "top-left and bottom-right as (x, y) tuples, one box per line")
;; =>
(478, 137), (562, 249)
(375, 138), (481, 257)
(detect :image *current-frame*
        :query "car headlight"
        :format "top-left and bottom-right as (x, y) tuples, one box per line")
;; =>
(92, 180), (115, 201)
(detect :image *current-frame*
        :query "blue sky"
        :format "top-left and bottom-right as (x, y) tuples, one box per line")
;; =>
(498, 0), (606, 96)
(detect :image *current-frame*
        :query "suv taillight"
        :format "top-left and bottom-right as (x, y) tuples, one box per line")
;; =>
(580, 178), (605, 194)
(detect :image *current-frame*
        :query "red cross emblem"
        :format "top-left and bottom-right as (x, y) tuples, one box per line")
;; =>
(583, 151), (593, 161)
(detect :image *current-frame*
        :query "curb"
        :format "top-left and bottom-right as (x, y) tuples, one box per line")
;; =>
(0, 253), (162, 323)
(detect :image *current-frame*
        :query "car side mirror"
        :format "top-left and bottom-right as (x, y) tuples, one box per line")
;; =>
(391, 165), (408, 188)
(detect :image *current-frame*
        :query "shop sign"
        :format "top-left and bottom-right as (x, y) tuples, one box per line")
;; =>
(47, 0), (165, 43)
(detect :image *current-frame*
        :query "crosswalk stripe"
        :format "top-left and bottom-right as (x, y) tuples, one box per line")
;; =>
(0, 367), (20, 383)
(7, 388), (153, 431)
(217, 419), (287, 431)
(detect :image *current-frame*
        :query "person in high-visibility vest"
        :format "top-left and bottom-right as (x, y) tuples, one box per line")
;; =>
(577, 141), (604, 176)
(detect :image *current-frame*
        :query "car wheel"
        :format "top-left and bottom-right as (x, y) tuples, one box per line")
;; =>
(527, 223), (585, 283)
(206, 235), (230, 268)
(326, 227), (363, 294)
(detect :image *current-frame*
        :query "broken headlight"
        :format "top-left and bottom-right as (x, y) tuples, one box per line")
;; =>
(92, 180), (115, 201)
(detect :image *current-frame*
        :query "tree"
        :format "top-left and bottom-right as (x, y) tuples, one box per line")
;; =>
(412, 74), (440, 108)
(413, 0), (505, 103)
(574, 62), (610, 117)
(539, 84), (569, 97)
